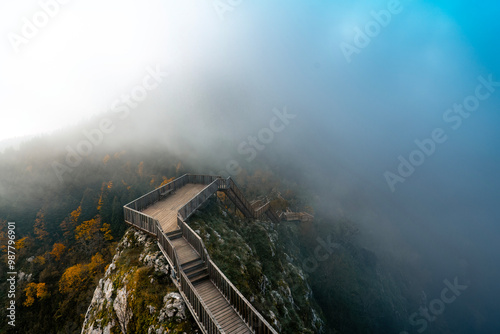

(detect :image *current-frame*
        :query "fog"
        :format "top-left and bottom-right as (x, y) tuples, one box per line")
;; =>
(2, 0), (500, 332)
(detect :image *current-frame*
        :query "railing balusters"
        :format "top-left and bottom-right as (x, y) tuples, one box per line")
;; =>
(123, 174), (278, 334)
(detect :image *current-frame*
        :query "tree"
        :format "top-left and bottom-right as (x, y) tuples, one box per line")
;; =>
(60, 205), (81, 241)
(75, 217), (113, 255)
(59, 253), (105, 294)
(34, 209), (49, 241)
(50, 243), (66, 261)
(24, 282), (49, 307)
(59, 264), (86, 294)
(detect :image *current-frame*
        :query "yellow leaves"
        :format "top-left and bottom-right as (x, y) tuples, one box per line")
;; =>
(24, 285), (36, 307)
(15, 237), (28, 250)
(88, 253), (105, 273)
(75, 217), (113, 254)
(59, 263), (86, 294)
(101, 223), (113, 241)
(50, 243), (66, 261)
(59, 253), (105, 294)
(97, 195), (103, 211)
(107, 181), (113, 189)
(70, 206), (82, 223)
(159, 176), (175, 187)
(176, 162), (182, 174)
(24, 283), (49, 307)
(75, 218), (100, 242)
(36, 283), (48, 299)
(103, 154), (110, 165)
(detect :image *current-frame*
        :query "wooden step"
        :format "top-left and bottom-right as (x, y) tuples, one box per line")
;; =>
(190, 272), (210, 284)
(187, 267), (208, 279)
(183, 259), (205, 273)
(166, 229), (183, 239)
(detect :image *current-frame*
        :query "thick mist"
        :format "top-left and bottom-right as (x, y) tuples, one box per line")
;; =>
(2, 0), (500, 332)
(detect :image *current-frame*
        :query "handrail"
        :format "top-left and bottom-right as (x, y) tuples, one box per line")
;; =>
(124, 174), (280, 334)
(123, 206), (158, 235)
(156, 224), (181, 276)
(178, 210), (278, 334)
(180, 270), (226, 334)
(125, 174), (190, 211)
(178, 215), (210, 264)
(207, 259), (278, 334)
(224, 178), (280, 224)
(178, 179), (220, 220)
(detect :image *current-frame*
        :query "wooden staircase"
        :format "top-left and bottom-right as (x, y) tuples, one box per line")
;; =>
(124, 174), (279, 334)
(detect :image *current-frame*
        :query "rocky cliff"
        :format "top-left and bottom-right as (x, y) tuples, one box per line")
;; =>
(81, 228), (199, 334)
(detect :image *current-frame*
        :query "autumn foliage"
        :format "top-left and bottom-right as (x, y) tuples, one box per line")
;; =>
(50, 243), (66, 261)
(59, 253), (105, 294)
(24, 282), (49, 307)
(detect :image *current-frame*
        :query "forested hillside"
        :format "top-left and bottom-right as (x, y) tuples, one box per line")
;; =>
(0, 123), (425, 333)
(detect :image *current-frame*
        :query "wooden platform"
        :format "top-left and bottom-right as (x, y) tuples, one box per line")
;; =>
(142, 183), (206, 232)
(139, 182), (254, 333)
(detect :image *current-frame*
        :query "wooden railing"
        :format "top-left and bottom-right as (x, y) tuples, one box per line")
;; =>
(226, 178), (254, 216)
(178, 179), (220, 220)
(126, 174), (190, 211)
(178, 213), (278, 334)
(157, 226), (181, 276)
(180, 270), (225, 334)
(123, 207), (158, 237)
(124, 174), (280, 334)
(207, 259), (277, 334)
(224, 178), (280, 224)
(178, 216), (210, 264)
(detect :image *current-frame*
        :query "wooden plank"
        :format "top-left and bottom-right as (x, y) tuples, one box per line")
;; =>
(142, 183), (206, 233)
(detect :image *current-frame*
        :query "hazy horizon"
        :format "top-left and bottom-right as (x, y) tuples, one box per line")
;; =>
(2, 0), (500, 332)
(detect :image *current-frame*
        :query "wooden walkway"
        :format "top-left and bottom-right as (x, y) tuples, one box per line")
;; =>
(142, 183), (206, 232)
(140, 184), (252, 333)
(169, 234), (251, 333)
(124, 174), (278, 334)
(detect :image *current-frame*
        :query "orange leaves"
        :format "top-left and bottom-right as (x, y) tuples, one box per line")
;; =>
(24, 282), (49, 307)
(75, 217), (113, 254)
(59, 253), (105, 294)
(101, 223), (113, 241)
(159, 176), (175, 187)
(75, 218), (100, 242)
(59, 263), (86, 294)
(50, 243), (66, 261)
(15, 237), (28, 250)
(88, 253), (105, 273)
(70, 206), (82, 223)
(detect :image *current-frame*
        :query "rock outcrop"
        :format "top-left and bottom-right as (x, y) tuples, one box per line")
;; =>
(81, 228), (199, 334)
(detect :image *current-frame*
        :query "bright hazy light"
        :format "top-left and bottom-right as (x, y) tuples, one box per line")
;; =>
(0, 0), (214, 142)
